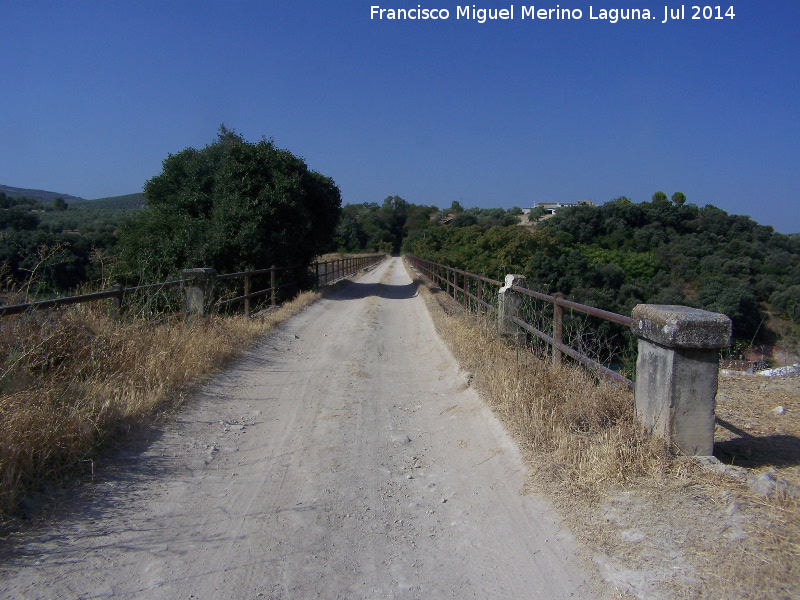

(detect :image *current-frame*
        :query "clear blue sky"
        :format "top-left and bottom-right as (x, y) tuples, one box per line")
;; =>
(2, 1), (798, 232)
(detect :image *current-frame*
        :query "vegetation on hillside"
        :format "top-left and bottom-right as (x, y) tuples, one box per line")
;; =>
(70, 193), (146, 211)
(0, 191), (125, 295)
(403, 195), (800, 349)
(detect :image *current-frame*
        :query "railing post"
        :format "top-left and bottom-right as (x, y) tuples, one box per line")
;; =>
(463, 272), (468, 310)
(447, 267), (452, 298)
(181, 268), (217, 316)
(498, 274), (526, 343)
(110, 284), (124, 319)
(631, 305), (732, 456)
(270, 265), (277, 307)
(477, 277), (483, 317)
(244, 270), (251, 317)
(553, 292), (564, 367)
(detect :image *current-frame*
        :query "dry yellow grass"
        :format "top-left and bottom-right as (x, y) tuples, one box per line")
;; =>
(404, 259), (800, 599)
(0, 291), (319, 518)
(413, 272), (669, 502)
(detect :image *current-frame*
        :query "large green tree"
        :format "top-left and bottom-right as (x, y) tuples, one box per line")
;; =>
(119, 128), (341, 279)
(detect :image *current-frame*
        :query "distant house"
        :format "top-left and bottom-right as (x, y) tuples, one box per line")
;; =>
(530, 200), (594, 215)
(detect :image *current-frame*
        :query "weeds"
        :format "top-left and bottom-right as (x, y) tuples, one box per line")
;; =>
(417, 275), (668, 502)
(0, 289), (320, 518)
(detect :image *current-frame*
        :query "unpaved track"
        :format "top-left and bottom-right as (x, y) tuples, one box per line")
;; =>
(2, 258), (594, 599)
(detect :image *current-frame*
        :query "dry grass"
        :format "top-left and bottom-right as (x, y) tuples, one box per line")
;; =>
(0, 291), (320, 519)
(414, 275), (669, 503)
(404, 260), (800, 599)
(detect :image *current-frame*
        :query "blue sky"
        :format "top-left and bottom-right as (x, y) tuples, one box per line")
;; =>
(2, 1), (798, 232)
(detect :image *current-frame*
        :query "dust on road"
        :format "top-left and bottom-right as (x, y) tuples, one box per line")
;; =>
(2, 258), (594, 599)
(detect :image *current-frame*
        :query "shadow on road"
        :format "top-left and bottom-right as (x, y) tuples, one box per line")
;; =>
(325, 280), (419, 302)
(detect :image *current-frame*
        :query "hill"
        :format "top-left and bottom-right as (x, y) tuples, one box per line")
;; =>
(74, 193), (145, 210)
(1, 185), (145, 211)
(0, 184), (86, 204)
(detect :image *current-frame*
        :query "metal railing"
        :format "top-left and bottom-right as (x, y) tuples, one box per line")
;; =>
(403, 255), (503, 315)
(313, 255), (385, 287)
(0, 254), (386, 320)
(405, 254), (634, 388)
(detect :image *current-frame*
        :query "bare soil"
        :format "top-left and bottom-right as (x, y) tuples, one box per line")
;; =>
(716, 371), (800, 488)
(0, 258), (594, 599)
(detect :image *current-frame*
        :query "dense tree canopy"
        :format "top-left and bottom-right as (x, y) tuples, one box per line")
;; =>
(119, 128), (341, 280)
(404, 195), (800, 343)
(334, 197), (438, 254)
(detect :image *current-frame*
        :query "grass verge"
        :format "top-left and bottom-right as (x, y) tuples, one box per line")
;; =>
(0, 290), (320, 522)
(404, 259), (799, 600)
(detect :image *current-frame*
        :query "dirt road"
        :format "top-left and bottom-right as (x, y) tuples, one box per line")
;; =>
(2, 257), (594, 599)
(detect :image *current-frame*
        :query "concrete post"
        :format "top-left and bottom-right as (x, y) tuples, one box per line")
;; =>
(631, 304), (732, 456)
(181, 268), (217, 315)
(498, 274), (526, 342)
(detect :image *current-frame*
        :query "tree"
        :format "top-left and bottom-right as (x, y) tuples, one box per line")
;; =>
(671, 192), (686, 208)
(52, 197), (68, 211)
(119, 127), (341, 280)
(651, 191), (669, 204)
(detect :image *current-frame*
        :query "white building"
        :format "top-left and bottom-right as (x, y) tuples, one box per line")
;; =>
(529, 200), (594, 215)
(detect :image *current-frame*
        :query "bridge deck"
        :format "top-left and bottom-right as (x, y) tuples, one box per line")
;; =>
(2, 257), (592, 599)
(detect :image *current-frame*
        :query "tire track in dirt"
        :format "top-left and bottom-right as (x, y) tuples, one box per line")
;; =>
(1, 257), (596, 600)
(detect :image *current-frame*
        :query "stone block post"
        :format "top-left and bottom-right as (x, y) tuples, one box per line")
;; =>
(498, 274), (526, 342)
(181, 268), (217, 315)
(631, 305), (732, 456)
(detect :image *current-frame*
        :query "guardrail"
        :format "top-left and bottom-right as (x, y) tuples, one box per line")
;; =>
(313, 255), (385, 287)
(406, 253), (734, 457)
(0, 254), (386, 320)
(405, 254), (633, 388)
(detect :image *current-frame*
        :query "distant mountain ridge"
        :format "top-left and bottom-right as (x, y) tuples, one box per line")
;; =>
(1, 184), (144, 210)
(0, 184), (87, 203)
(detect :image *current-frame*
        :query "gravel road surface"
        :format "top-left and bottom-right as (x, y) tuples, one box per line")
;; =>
(2, 257), (595, 599)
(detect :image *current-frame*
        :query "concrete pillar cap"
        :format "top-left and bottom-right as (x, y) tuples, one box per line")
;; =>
(631, 304), (731, 349)
(500, 274), (525, 291)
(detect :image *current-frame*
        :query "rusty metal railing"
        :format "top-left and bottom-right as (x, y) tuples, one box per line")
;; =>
(404, 255), (502, 315)
(405, 254), (633, 388)
(312, 255), (385, 287)
(0, 254), (386, 320)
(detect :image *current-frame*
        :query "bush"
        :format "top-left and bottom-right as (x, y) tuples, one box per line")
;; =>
(771, 285), (800, 324)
